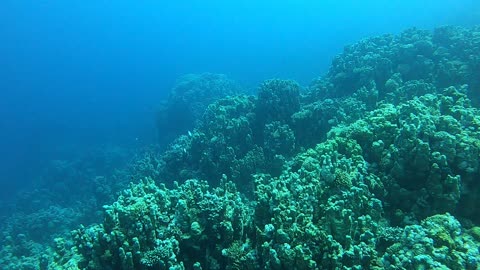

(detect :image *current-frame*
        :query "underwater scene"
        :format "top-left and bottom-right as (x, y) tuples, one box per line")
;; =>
(1, 1), (480, 269)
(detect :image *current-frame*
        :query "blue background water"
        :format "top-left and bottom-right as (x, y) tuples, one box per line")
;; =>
(0, 0), (479, 200)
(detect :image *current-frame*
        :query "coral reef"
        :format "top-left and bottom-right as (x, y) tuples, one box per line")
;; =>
(3, 25), (480, 270)
(61, 43), (480, 270)
(329, 85), (480, 224)
(70, 177), (253, 270)
(381, 213), (480, 269)
(156, 73), (243, 145)
(154, 84), (302, 189)
(310, 26), (480, 102)
(0, 146), (134, 269)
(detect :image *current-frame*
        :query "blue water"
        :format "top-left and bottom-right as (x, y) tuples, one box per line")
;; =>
(0, 0), (478, 199)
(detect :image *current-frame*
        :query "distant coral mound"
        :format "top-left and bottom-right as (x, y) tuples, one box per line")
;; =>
(156, 73), (242, 146)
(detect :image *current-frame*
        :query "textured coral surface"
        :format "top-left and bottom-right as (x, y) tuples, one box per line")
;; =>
(2, 26), (480, 270)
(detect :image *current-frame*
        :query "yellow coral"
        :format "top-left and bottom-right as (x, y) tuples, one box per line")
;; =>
(334, 169), (352, 188)
(468, 226), (480, 241)
(433, 231), (455, 249)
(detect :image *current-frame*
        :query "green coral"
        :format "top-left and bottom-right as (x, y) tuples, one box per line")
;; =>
(6, 26), (480, 270)
(140, 238), (181, 268)
(156, 73), (242, 145)
(68, 177), (253, 270)
(382, 213), (479, 269)
(255, 79), (301, 126)
(328, 85), (480, 223)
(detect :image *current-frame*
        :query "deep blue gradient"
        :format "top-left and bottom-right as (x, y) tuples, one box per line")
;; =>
(1, 0), (479, 199)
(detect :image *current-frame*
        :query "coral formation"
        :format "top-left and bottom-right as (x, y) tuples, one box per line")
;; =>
(156, 73), (242, 145)
(71, 177), (252, 270)
(2, 25), (480, 270)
